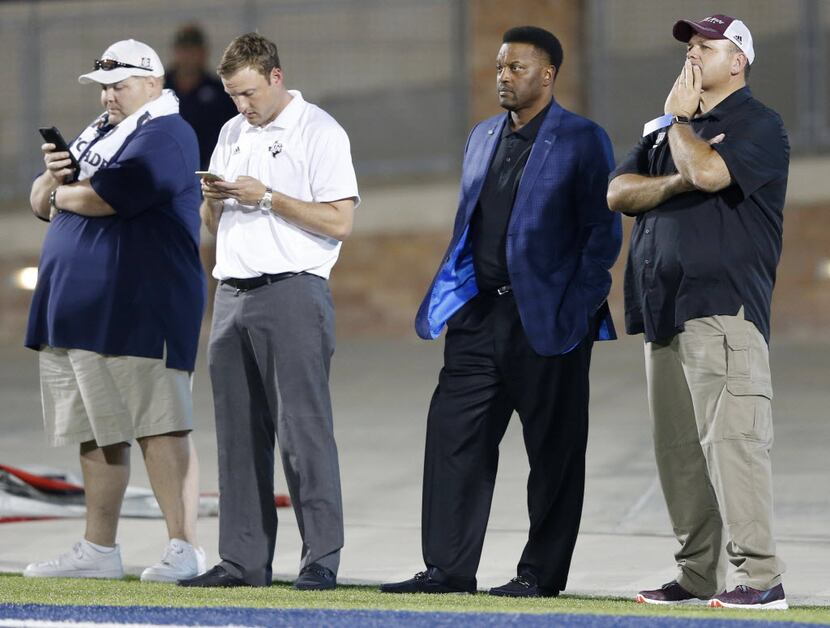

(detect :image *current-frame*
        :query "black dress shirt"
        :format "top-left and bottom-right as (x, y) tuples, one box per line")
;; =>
(471, 104), (550, 292)
(611, 87), (789, 343)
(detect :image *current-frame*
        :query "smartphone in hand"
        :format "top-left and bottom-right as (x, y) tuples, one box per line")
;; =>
(195, 171), (225, 182)
(38, 127), (81, 182)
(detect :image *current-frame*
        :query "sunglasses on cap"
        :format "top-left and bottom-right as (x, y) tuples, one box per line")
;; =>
(93, 58), (154, 72)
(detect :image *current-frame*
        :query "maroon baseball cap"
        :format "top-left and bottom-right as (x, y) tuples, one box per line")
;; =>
(672, 14), (755, 64)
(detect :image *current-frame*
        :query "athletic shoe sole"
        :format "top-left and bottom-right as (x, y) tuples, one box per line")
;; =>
(140, 570), (200, 583)
(23, 569), (123, 579)
(635, 594), (704, 605)
(708, 598), (788, 610)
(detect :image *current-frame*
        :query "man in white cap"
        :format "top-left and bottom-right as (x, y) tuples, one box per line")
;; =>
(607, 15), (789, 609)
(24, 39), (207, 583)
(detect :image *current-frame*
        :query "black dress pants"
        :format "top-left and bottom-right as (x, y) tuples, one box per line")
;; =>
(421, 291), (594, 593)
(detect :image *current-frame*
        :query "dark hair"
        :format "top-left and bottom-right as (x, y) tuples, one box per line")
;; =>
(173, 23), (206, 49)
(218, 32), (281, 79)
(502, 26), (563, 70)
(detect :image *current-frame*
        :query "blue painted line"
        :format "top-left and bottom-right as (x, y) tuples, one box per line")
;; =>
(0, 603), (824, 627)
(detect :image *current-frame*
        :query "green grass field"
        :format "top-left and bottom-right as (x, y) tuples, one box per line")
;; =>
(1, 573), (829, 624)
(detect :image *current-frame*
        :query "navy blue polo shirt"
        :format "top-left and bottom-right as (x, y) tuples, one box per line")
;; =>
(611, 87), (789, 343)
(25, 114), (206, 371)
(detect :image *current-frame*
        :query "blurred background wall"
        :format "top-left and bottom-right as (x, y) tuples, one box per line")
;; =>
(1, 0), (828, 344)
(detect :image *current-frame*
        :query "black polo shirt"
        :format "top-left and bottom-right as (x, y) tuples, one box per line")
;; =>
(611, 87), (789, 343)
(470, 104), (549, 292)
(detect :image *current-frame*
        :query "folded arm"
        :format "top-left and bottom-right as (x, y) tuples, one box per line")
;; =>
(31, 175), (115, 220)
(53, 180), (116, 217)
(667, 124), (731, 193)
(30, 142), (109, 220)
(607, 172), (693, 215)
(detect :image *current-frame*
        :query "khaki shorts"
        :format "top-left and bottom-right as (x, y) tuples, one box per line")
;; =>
(39, 346), (193, 447)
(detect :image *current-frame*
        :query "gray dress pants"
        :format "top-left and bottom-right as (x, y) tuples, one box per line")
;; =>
(208, 274), (343, 585)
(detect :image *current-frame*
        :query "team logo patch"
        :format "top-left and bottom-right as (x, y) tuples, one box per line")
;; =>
(268, 140), (283, 157)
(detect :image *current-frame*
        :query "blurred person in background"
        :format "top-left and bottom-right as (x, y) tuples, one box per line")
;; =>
(607, 14), (789, 610)
(165, 24), (237, 170)
(178, 32), (358, 591)
(24, 39), (207, 583)
(381, 26), (621, 598)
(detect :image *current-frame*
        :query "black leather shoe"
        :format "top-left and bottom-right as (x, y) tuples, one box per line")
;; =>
(294, 563), (336, 591)
(489, 574), (558, 598)
(380, 571), (474, 594)
(177, 565), (248, 588)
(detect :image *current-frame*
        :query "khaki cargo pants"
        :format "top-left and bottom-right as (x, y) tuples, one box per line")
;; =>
(645, 309), (784, 597)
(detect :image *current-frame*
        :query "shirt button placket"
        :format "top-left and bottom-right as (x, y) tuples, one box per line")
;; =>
(643, 218), (655, 279)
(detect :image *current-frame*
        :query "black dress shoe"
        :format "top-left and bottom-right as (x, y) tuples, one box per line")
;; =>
(380, 571), (474, 594)
(294, 563), (336, 591)
(178, 565), (249, 587)
(489, 574), (558, 598)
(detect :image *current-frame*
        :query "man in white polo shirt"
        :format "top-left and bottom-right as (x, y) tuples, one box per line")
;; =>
(178, 32), (359, 591)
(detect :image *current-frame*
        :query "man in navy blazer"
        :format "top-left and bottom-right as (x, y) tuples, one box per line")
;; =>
(381, 26), (621, 597)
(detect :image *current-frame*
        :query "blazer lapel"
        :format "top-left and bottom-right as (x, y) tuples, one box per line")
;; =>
(509, 101), (563, 231)
(460, 116), (507, 226)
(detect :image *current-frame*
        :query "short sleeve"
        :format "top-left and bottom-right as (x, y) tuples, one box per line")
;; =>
(207, 124), (228, 175)
(609, 134), (652, 181)
(307, 122), (360, 208)
(711, 112), (789, 199)
(91, 127), (188, 218)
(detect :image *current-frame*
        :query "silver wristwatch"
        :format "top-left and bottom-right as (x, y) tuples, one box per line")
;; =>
(258, 186), (273, 211)
(49, 187), (64, 219)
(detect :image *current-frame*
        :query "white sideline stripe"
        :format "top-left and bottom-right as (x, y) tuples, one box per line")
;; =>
(0, 621), (252, 628)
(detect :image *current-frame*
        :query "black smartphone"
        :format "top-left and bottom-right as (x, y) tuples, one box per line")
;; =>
(38, 126), (81, 182)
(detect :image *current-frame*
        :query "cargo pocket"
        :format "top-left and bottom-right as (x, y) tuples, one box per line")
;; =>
(723, 321), (773, 443)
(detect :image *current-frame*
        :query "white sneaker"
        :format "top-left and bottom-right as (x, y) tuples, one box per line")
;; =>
(23, 540), (124, 579)
(140, 538), (206, 583)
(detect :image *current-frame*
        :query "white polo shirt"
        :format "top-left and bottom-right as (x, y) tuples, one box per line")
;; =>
(209, 90), (360, 280)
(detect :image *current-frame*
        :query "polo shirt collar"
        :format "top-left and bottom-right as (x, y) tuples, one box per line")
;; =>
(698, 86), (752, 121)
(502, 102), (551, 141)
(244, 89), (305, 132)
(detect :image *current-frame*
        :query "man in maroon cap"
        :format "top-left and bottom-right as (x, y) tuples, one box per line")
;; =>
(607, 15), (789, 610)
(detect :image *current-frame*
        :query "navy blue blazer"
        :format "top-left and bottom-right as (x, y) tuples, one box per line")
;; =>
(415, 100), (622, 356)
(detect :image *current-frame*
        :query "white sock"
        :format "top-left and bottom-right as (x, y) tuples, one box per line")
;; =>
(83, 539), (116, 554)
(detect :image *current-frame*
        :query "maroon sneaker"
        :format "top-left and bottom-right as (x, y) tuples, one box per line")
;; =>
(636, 580), (705, 605)
(708, 583), (788, 610)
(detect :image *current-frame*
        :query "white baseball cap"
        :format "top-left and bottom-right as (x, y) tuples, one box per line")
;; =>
(672, 14), (755, 65)
(78, 39), (164, 85)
